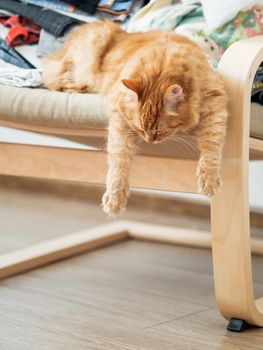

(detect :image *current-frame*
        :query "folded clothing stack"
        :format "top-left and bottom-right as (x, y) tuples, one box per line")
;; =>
(0, 0), (78, 37)
(19, 0), (138, 22)
(0, 0), (142, 49)
(0, 0), (145, 87)
(0, 0), (79, 87)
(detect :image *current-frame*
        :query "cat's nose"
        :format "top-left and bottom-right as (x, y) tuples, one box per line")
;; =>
(151, 134), (160, 143)
(145, 134), (155, 143)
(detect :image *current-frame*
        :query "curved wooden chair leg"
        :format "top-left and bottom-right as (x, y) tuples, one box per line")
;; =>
(211, 36), (263, 328)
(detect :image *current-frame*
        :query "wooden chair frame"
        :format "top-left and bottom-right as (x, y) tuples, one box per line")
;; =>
(1, 36), (263, 330)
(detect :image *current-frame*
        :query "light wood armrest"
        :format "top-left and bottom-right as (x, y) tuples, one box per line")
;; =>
(217, 35), (263, 155)
(211, 35), (263, 327)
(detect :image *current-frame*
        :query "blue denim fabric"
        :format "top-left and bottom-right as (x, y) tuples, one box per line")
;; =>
(0, 39), (35, 69)
(20, 0), (72, 13)
(0, 0), (78, 36)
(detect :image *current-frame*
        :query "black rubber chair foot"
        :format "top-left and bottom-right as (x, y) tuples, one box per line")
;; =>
(227, 318), (252, 332)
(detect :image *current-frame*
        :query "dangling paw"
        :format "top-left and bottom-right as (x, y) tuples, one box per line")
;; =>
(196, 162), (222, 197)
(102, 189), (128, 217)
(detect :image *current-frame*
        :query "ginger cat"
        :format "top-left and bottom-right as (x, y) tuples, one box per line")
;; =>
(43, 20), (228, 216)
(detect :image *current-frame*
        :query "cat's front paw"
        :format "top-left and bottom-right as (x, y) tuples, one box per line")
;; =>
(197, 163), (222, 197)
(102, 189), (128, 217)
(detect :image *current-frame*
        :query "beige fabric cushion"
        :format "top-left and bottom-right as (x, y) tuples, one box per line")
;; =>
(0, 84), (263, 139)
(0, 84), (109, 129)
(250, 103), (263, 139)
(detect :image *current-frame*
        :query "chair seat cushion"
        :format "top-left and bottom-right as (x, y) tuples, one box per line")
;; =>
(0, 84), (263, 139)
(0, 84), (109, 130)
(250, 103), (263, 139)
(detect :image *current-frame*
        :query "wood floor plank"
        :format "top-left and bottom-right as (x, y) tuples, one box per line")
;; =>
(1, 240), (263, 350)
(146, 307), (263, 350)
(0, 186), (210, 255)
(0, 189), (108, 254)
(69, 240), (216, 306)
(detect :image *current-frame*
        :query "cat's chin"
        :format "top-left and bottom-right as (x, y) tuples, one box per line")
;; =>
(152, 140), (163, 144)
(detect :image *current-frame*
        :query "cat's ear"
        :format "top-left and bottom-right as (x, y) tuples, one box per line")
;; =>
(165, 84), (184, 112)
(121, 79), (141, 96)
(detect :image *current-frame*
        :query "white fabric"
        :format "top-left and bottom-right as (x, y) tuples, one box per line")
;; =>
(0, 24), (8, 41)
(201, 0), (263, 30)
(0, 9), (15, 17)
(181, 0), (200, 4)
(127, 0), (197, 32)
(0, 59), (42, 87)
(127, 0), (172, 32)
(15, 44), (42, 68)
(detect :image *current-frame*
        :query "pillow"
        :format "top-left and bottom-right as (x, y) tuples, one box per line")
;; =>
(201, 0), (263, 30)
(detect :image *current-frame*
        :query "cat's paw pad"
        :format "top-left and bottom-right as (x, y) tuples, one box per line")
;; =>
(102, 190), (128, 217)
(197, 164), (222, 197)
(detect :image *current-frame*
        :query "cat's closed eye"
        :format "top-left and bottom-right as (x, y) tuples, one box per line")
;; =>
(167, 110), (179, 117)
(133, 126), (144, 134)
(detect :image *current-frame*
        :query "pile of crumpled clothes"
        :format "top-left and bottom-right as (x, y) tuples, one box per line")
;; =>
(1, 0), (263, 105)
(128, 0), (263, 104)
(0, 0), (145, 87)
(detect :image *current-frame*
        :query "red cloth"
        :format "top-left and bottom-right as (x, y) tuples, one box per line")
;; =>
(0, 16), (40, 47)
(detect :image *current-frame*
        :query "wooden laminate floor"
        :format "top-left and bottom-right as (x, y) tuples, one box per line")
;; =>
(0, 187), (210, 255)
(1, 241), (263, 350)
(1, 186), (263, 349)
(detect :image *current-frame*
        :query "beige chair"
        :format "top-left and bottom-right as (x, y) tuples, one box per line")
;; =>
(0, 35), (263, 331)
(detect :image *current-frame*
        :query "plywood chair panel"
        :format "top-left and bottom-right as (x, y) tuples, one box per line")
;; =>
(211, 35), (263, 327)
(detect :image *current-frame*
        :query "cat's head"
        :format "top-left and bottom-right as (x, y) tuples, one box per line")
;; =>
(120, 77), (199, 143)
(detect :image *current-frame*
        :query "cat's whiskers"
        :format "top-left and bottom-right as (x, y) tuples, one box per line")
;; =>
(167, 136), (198, 156)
